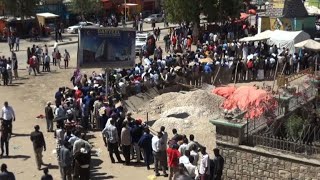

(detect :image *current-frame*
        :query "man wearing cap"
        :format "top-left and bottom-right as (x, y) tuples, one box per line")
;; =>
(45, 102), (54, 132)
(1, 101), (15, 134)
(30, 125), (46, 170)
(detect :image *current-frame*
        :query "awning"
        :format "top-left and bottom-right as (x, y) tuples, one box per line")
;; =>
(295, 39), (320, 51)
(239, 30), (273, 42)
(122, 3), (138, 7)
(36, 13), (59, 18)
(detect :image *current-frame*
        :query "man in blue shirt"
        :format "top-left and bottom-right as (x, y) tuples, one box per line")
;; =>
(204, 63), (213, 84)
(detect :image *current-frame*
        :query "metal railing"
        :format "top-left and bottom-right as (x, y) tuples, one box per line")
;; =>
(245, 86), (317, 135)
(252, 134), (320, 156)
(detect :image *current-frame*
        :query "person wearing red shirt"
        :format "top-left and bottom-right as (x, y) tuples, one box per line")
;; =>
(167, 143), (180, 180)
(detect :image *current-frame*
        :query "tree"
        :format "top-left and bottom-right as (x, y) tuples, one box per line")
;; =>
(0, 0), (40, 17)
(69, 0), (103, 19)
(163, 0), (242, 24)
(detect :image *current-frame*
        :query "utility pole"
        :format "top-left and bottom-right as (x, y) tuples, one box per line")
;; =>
(124, 0), (127, 24)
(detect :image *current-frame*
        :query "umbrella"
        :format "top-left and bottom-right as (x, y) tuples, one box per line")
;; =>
(199, 57), (213, 64)
(188, 61), (196, 66)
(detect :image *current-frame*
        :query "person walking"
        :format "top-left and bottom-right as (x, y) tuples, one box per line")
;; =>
(44, 53), (51, 72)
(59, 142), (72, 180)
(56, 50), (61, 69)
(121, 120), (131, 165)
(1, 101), (15, 134)
(44, 102), (54, 132)
(52, 48), (56, 66)
(0, 122), (10, 157)
(0, 164), (15, 180)
(30, 125), (46, 170)
(6, 59), (12, 84)
(102, 118), (123, 163)
(63, 49), (70, 69)
(41, 168), (53, 180)
(15, 36), (19, 51)
(11, 51), (18, 79)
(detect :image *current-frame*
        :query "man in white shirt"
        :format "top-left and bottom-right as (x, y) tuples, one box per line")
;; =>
(185, 156), (199, 180)
(1, 101), (15, 133)
(199, 147), (210, 180)
(179, 149), (190, 165)
(190, 145), (199, 166)
(178, 138), (188, 155)
(152, 132), (168, 177)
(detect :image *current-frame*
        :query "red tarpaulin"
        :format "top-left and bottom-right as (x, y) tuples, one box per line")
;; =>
(212, 86), (278, 119)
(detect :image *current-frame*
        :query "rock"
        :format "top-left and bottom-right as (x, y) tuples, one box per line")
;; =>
(227, 169), (235, 178)
(279, 170), (291, 179)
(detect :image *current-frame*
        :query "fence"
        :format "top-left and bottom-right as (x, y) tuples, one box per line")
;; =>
(252, 134), (320, 156)
(245, 85), (317, 135)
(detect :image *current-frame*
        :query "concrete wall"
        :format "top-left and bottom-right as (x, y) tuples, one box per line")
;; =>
(217, 141), (320, 180)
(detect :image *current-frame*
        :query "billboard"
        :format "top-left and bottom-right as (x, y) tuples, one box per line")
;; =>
(78, 27), (136, 68)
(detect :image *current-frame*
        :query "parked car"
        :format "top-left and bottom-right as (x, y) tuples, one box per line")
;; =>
(135, 33), (148, 54)
(144, 14), (163, 23)
(67, 21), (98, 34)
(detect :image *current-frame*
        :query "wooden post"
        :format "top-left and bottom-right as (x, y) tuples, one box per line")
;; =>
(234, 60), (239, 85)
(272, 58), (280, 91)
(213, 65), (221, 85)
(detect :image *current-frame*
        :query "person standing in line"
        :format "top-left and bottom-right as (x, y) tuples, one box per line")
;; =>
(199, 147), (210, 180)
(63, 49), (70, 69)
(211, 148), (224, 180)
(45, 101), (54, 132)
(74, 145), (91, 180)
(167, 143), (180, 180)
(102, 118), (123, 163)
(1, 101), (15, 134)
(59, 142), (72, 180)
(138, 128), (153, 170)
(41, 168), (53, 180)
(15, 36), (19, 51)
(0, 163), (15, 180)
(30, 125), (46, 170)
(0, 122), (11, 157)
(152, 132), (168, 177)
(121, 120), (131, 165)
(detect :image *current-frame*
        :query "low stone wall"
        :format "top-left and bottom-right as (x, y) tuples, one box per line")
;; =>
(217, 140), (320, 180)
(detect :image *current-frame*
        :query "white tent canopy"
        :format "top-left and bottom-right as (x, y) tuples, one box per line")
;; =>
(239, 30), (273, 42)
(295, 39), (320, 51)
(268, 30), (310, 54)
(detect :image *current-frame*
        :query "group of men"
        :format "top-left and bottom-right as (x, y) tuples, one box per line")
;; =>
(0, 52), (18, 86)
(27, 44), (71, 76)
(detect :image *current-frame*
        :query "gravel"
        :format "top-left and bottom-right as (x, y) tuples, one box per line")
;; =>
(146, 89), (224, 155)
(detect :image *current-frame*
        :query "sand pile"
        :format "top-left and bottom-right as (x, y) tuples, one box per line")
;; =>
(149, 89), (223, 115)
(149, 89), (223, 153)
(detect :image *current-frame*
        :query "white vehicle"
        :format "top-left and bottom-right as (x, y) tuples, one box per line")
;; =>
(144, 14), (163, 23)
(67, 22), (98, 34)
(135, 33), (148, 54)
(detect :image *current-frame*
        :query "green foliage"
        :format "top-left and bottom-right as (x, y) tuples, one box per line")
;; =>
(164, 0), (242, 24)
(285, 114), (304, 141)
(0, 0), (40, 17)
(69, 0), (103, 16)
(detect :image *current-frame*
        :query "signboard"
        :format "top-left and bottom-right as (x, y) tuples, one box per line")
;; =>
(78, 27), (136, 68)
(272, 0), (284, 8)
